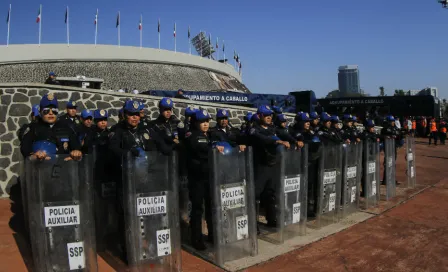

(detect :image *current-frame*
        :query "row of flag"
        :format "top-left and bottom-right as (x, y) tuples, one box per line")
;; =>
(5, 5), (243, 73)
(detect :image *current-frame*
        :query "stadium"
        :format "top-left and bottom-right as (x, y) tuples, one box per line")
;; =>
(0, 43), (249, 93)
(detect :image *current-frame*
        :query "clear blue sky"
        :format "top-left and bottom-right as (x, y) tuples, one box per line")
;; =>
(1, 0), (447, 98)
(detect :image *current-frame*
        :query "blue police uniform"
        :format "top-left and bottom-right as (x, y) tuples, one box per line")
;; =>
(318, 113), (343, 144)
(210, 108), (240, 147)
(77, 109), (96, 154)
(150, 98), (181, 150)
(59, 100), (81, 133)
(18, 105), (40, 142)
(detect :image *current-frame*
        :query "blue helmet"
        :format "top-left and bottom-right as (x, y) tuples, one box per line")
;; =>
(310, 111), (319, 120)
(213, 141), (233, 155)
(138, 101), (145, 111)
(320, 112), (331, 122)
(66, 101), (77, 108)
(94, 109), (108, 120)
(32, 105), (40, 117)
(195, 109), (211, 121)
(216, 108), (230, 119)
(185, 106), (198, 117)
(123, 100), (142, 113)
(40, 93), (58, 109)
(272, 106), (283, 114)
(32, 140), (57, 155)
(118, 108), (124, 116)
(366, 120), (375, 127)
(295, 112), (311, 122)
(257, 105), (273, 116)
(244, 112), (253, 121)
(81, 109), (94, 119)
(343, 114), (353, 121)
(331, 115), (341, 123)
(158, 97), (174, 109)
(386, 115), (395, 122)
(276, 114), (287, 123)
(49, 71), (56, 76)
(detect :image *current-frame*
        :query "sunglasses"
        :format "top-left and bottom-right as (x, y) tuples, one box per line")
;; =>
(42, 108), (59, 115)
(126, 112), (140, 117)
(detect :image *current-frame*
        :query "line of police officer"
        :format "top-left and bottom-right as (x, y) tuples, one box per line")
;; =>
(20, 93), (405, 255)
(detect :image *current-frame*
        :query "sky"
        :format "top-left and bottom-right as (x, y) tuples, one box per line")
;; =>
(0, 0), (447, 98)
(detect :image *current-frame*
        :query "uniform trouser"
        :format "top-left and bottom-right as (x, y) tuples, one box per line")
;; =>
(429, 132), (438, 145)
(439, 132), (446, 145)
(254, 163), (279, 224)
(188, 174), (213, 242)
(307, 160), (319, 217)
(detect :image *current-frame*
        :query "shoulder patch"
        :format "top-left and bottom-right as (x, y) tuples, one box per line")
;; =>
(23, 126), (30, 136)
(249, 128), (256, 135)
(185, 132), (192, 138)
(108, 132), (115, 139)
(318, 131), (323, 136)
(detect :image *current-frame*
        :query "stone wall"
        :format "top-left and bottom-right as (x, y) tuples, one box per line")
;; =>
(0, 83), (293, 198)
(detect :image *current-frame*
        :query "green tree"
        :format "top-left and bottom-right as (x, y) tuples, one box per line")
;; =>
(394, 89), (405, 96)
(326, 89), (340, 98)
(379, 86), (385, 96)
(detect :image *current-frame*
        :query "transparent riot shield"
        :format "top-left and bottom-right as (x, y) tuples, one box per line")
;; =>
(209, 147), (257, 267)
(92, 147), (118, 252)
(384, 138), (396, 200)
(340, 143), (362, 218)
(122, 151), (181, 271)
(313, 143), (342, 229)
(25, 155), (97, 272)
(260, 146), (308, 244)
(362, 140), (381, 209)
(405, 136), (417, 188)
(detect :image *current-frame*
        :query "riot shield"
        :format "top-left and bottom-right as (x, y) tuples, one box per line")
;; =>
(25, 155), (97, 272)
(260, 146), (308, 244)
(313, 143), (342, 229)
(92, 147), (118, 252)
(122, 151), (181, 271)
(384, 138), (396, 200)
(340, 143), (362, 218)
(209, 147), (257, 266)
(405, 136), (417, 188)
(362, 140), (381, 209)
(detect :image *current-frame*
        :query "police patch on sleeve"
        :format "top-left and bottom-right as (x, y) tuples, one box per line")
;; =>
(185, 132), (192, 138)
(143, 133), (150, 140)
(249, 128), (256, 135)
(23, 127), (30, 136)
(318, 131), (323, 136)
(108, 132), (115, 138)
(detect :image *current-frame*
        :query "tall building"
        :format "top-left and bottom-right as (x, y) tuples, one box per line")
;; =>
(338, 65), (360, 94)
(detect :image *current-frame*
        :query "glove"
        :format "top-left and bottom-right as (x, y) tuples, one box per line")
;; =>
(130, 147), (140, 157)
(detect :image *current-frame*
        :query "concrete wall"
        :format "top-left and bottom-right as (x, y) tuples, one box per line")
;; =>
(0, 44), (247, 92)
(0, 83), (293, 198)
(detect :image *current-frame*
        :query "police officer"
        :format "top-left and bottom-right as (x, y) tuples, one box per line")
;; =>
(249, 105), (291, 227)
(109, 100), (172, 259)
(274, 114), (300, 146)
(18, 105), (40, 142)
(138, 102), (152, 130)
(184, 109), (225, 250)
(360, 120), (380, 196)
(381, 115), (401, 184)
(92, 109), (111, 181)
(44, 71), (60, 85)
(318, 112), (344, 144)
(20, 93), (82, 161)
(179, 106), (198, 140)
(210, 108), (244, 149)
(239, 112), (254, 145)
(59, 100), (81, 133)
(290, 112), (321, 217)
(342, 114), (361, 143)
(272, 106), (283, 122)
(310, 112), (320, 133)
(150, 98), (181, 150)
(76, 109), (96, 154)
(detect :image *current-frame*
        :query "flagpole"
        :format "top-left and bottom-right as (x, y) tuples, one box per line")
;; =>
(217, 37), (219, 61)
(67, 6), (69, 47)
(94, 9), (98, 46)
(158, 18), (160, 49)
(174, 22), (176, 53)
(188, 26), (191, 55)
(200, 30), (202, 57)
(39, 5), (42, 46)
(140, 14), (142, 49)
(223, 40), (225, 62)
(6, 4), (11, 47)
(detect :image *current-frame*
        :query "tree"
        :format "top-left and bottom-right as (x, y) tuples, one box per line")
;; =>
(394, 89), (405, 96)
(379, 86), (385, 96)
(326, 89), (340, 98)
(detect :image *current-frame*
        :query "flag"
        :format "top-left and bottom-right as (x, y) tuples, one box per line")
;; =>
(216, 37), (218, 49)
(208, 33), (211, 45)
(236, 54), (240, 63)
(173, 22), (176, 37)
(139, 16), (142, 30)
(65, 7), (68, 24)
(222, 41), (225, 52)
(116, 12), (120, 28)
(188, 26), (190, 39)
(6, 6), (10, 24)
(239, 62), (242, 69)
(158, 18), (160, 33)
(36, 6), (41, 23)
(233, 50), (236, 60)
(94, 9), (98, 25)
